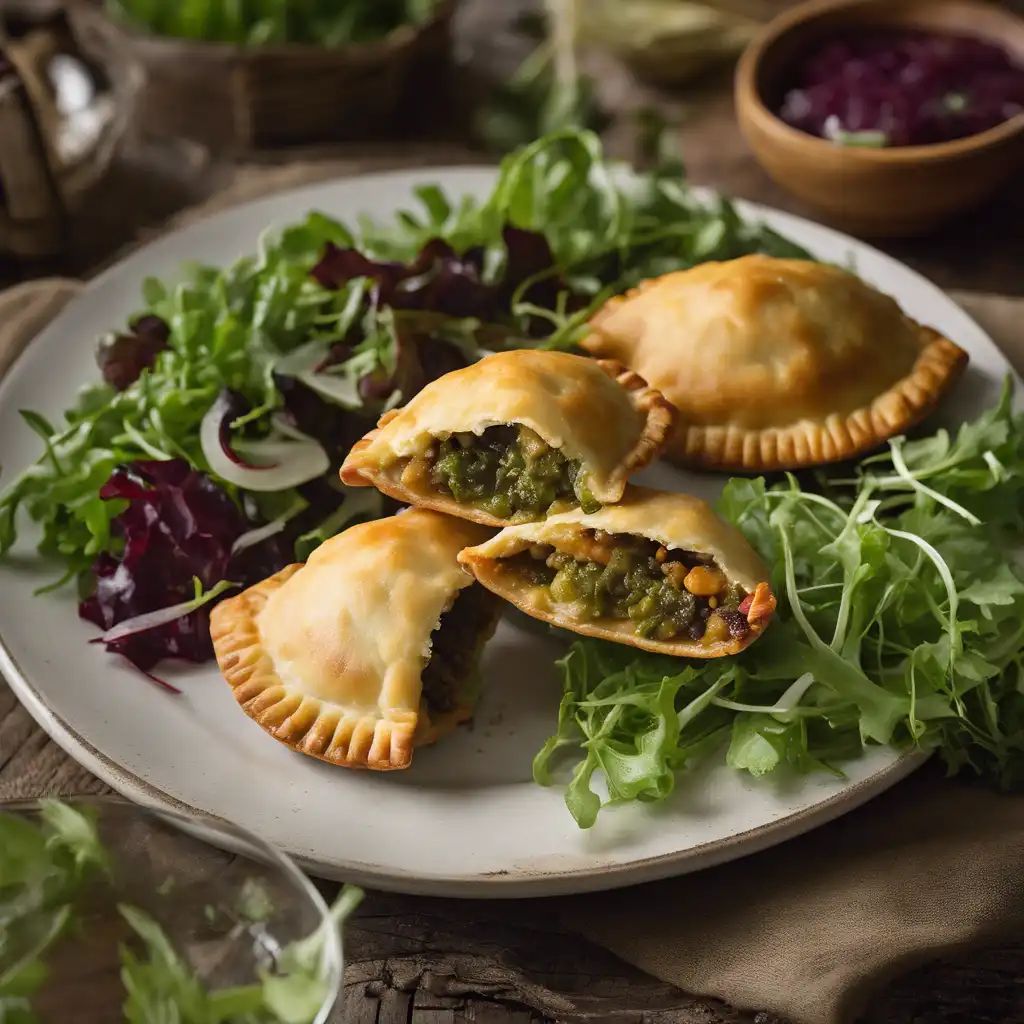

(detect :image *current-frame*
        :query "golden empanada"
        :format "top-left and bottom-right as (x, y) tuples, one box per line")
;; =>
(209, 508), (500, 771)
(339, 349), (677, 527)
(458, 486), (776, 659)
(581, 255), (969, 471)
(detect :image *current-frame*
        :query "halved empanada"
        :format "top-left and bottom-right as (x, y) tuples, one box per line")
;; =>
(339, 349), (677, 527)
(458, 486), (776, 659)
(209, 509), (501, 771)
(581, 255), (969, 472)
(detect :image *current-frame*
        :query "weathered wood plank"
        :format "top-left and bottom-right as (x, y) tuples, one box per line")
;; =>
(341, 888), (1024, 1024)
(0, 697), (111, 800)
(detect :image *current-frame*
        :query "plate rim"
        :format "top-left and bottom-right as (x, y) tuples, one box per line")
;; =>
(0, 630), (928, 896)
(0, 163), (1000, 896)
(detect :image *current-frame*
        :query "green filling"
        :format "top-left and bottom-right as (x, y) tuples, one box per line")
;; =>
(522, 540), (747, 642)
(428, 425), (600, 520)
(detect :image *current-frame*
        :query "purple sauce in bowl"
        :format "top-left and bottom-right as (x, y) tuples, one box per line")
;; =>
(777, 30), (1024, 147)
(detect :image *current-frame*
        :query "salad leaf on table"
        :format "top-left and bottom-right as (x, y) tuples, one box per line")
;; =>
(539, 380), (1024, 827)
(0, 128), (807, 681)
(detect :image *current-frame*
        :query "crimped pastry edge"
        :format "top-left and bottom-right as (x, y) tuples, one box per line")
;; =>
(209, 566), (499, 771)
(586, 279), (970, 474)
(664, 331), (968, 472)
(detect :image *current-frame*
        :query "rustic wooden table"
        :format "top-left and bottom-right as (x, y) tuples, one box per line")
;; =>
(2, 2), (1024, 1022)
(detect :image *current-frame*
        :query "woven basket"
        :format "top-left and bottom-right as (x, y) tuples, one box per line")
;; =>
(0, 7), (138, 261)
(69, 1), (456, 152)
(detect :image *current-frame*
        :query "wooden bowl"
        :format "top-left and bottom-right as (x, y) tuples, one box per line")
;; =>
(735, 0), (1024, 237)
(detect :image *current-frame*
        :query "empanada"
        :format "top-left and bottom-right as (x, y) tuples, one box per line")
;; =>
(209, 508), (500, 771)
(458, 486), (776, 659)
(581, 255), (969, 471)
(339, 349), (677, 527)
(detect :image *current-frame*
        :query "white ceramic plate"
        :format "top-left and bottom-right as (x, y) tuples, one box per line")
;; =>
(0, 169), (1014, 898)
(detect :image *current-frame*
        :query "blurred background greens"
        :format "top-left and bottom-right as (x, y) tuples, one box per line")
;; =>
(104, 0), (444, 45)
(580, 0), (766, 86)
(477, 0), (777, 152)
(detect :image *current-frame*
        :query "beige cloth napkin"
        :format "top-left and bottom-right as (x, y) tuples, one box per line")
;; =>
(557, 765), (1024, 1024)
(2, 182), (1024, 1024)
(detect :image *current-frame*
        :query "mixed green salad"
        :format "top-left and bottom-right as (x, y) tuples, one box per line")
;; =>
(0, 128), (1022, 827)
(0, 800), (360, 1023)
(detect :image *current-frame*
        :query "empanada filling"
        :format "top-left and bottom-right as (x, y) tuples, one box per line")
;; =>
(505, 531), (755, 646)
(420, 425), (601, 520)
(420, 587), (497, 713)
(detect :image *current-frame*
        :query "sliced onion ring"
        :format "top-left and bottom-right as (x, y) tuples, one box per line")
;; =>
(273, 340), (363, 410)
(200, 396), (330, 492)
(204, 391), (272, 469)
(230, 497), (308, 555)
(99, 580), (238, 646)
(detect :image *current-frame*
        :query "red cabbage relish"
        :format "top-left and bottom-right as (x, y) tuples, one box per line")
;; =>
(777, 29), (1024, 147)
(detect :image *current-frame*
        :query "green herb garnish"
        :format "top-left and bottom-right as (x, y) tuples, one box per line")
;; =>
(0, 802), (109, 1022)
(832, 130), (889, 148)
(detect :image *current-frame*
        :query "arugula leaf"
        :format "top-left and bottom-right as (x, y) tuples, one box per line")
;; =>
(726, 714), (788, 776)
(0, 995), (39, 1023)
(118, 884), (363, 1024)
(475, 36), (611, 155)
(37, 800), (110, 876)
(536, 639), (729, 827)
(119, 905), (216, 1024)
(119, 883), (363, 1023)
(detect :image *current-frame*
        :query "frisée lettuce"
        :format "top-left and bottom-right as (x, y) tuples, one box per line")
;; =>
(537, 379), (1024, 827)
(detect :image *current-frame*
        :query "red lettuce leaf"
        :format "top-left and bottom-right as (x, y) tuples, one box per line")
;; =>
(309, 227), (574, 327)
(96, 315), (171, 392)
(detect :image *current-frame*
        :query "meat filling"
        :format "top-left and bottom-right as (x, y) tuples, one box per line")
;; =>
(424, 424), (600, 520)
(509, 531), (753, 645)
(421, 586), (500, 713)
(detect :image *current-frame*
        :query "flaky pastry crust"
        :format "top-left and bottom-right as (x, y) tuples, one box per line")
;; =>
(581, 255), (969, 472)
(209, 509), (499, 771)
(338, 349), (677, 526)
